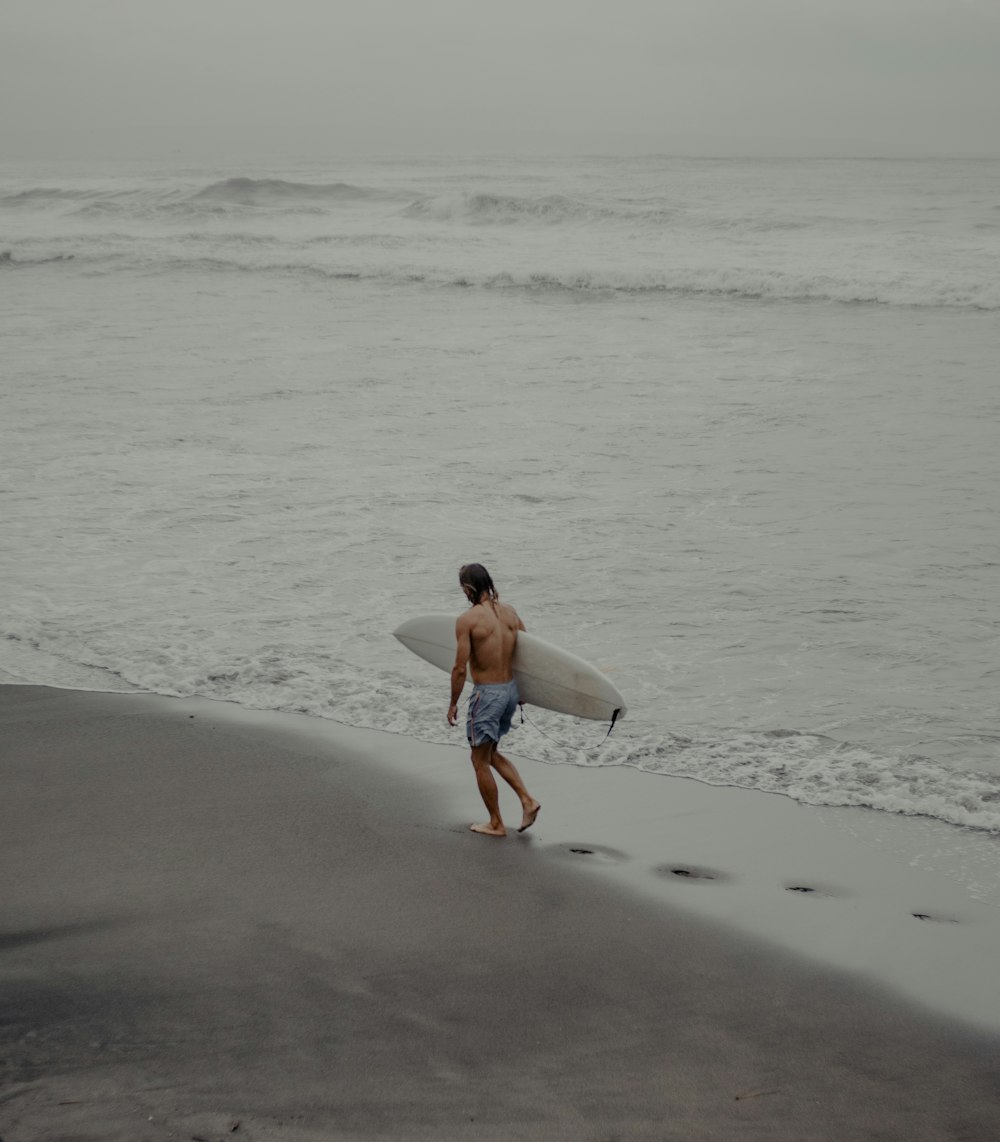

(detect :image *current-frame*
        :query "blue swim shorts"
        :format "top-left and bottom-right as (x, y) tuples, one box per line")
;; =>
(466, 680), (520, 747)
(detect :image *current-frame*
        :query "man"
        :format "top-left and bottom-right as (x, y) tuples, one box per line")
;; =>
(447, 563), (541, 837)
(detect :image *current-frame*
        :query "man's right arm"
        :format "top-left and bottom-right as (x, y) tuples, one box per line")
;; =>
(448, 617), (472, 725)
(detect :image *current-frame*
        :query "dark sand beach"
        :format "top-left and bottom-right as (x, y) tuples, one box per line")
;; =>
(2, 684), (999, 1141)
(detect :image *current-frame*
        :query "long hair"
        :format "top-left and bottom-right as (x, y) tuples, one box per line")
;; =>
(459, 563), (498, 606)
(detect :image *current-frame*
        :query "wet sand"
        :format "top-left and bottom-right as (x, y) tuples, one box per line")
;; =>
(2, 684), (999, 1141)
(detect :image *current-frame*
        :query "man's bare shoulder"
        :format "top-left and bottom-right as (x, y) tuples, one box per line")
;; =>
(499, 602), (525, 630)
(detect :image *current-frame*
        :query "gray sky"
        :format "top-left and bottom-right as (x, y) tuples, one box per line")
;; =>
(3, 0), (998, 160)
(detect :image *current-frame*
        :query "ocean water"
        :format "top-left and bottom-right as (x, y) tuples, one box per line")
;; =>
(3, 154), (999, 834)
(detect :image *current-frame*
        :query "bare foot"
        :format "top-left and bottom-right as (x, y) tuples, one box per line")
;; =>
(517, 800), (541, 833)
(470, 822), (507, 837)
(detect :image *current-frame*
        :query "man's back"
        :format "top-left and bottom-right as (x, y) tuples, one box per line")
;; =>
(462, 600), (523, 684)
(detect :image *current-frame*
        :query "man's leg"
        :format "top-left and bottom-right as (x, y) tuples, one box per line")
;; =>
(469, 740), (506, 836)
(490, 745), (541, 832)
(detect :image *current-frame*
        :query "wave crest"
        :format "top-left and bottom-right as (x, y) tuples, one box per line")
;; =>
(404, 191), (615, 225)
(157, 252), (999, 310)
(0, 187), (93, 207)
(189, 177), (378, 207)
(0, 249), (75, 267)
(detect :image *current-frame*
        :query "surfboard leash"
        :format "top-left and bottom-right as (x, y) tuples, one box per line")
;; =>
(517, 703), (622, 749)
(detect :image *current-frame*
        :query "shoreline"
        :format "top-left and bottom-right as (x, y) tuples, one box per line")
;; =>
(3, 684), (999, 1140)
(4, 680), (1000, 1026)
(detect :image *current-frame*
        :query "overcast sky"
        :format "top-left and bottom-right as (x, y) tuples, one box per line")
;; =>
(3, 0), (998, 160)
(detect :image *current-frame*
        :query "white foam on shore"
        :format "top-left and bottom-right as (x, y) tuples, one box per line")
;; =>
(142, 693), (1000, 1036)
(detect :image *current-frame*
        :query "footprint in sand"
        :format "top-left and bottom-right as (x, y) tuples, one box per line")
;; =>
(653, 864), (730, 884)
(783, 883), (846, 899)
(550, 843), (629, 865)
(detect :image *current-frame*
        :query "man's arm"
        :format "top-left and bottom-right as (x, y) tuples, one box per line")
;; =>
(447, 617), (472, 726)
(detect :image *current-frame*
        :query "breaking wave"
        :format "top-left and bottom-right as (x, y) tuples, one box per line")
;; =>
(4, 162), (997, 311)
(0, 249), (74, 267)
(0, 186), (95, 206)
(189, 177), (383, 207)
(1, 178), (389, 216)
(403, 191), (631, 225)
(4, 234), (996, 308)
(146, 252), (1000, 310)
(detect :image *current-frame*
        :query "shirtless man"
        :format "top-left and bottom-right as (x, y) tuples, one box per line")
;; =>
(447, 563), (541, 837)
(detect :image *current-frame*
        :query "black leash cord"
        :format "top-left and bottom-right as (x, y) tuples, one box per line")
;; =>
(518, 703), (622, 749)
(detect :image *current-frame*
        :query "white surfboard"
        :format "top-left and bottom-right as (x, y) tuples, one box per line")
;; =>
(393, 614), (626, 723)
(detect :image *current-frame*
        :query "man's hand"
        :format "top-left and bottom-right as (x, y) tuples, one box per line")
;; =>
(447, 702), (459, 727)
